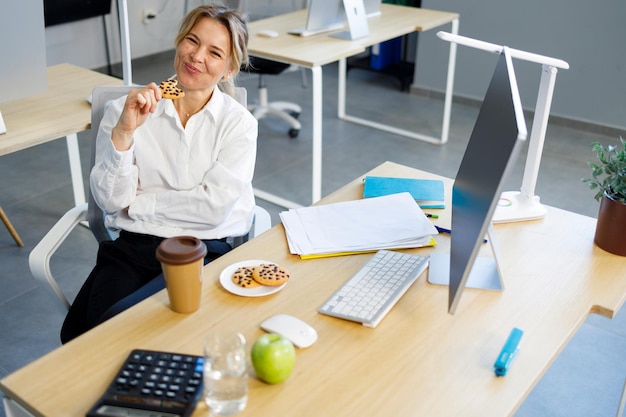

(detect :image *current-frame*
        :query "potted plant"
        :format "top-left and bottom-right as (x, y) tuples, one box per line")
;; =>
(582, 136), (626, 256)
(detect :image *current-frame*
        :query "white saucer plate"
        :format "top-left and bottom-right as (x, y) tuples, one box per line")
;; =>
(219, 259), (287, 297)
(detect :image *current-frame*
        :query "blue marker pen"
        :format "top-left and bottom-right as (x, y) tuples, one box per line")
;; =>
(435, 226), (488, 244)
(494, 327), (523, 376)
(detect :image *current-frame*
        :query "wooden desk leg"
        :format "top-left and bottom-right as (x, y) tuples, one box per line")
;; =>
(0, 206), (24, 247)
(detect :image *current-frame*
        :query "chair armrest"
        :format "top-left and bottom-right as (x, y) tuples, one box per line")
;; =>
(252, 205), (271, 237)
(28, 203), (88, 313)
(226, 206), (272, 248)
(3, 396), (36, 417)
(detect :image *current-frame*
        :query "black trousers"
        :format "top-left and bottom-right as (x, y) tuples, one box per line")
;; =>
(60, 230), (232, 344)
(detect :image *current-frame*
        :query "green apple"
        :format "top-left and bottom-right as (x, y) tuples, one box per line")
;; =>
(251, 333), (296, 384)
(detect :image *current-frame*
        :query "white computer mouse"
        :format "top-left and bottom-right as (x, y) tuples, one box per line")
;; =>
(257, 29), (279, 38)
(260, 314), (318, 348)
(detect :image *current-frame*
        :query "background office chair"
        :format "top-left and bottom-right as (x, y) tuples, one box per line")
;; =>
(246, 56), (302, 138)
(233, 0), (304, 138)
(29, 85), (271, 313)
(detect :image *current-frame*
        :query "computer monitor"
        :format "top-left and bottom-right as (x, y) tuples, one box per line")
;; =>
(0, 0), (48, 134)
(289, 0), (346, 37)
(290, 0), (376, 38)
(363, 0), (382, 17)
(427, 48), (528, 314)
(44, 0), (112, 27)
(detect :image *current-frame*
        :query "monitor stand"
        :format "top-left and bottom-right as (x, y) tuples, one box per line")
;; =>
(331, 0), (369, 40)
(427, 226), (504, 291)
(0, 110), (7, 135)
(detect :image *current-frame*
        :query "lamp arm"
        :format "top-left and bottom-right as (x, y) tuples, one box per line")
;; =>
(520, 64), (558, 199)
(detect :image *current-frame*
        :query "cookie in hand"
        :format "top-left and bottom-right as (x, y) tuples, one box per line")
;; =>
(159, 79), (185, 99)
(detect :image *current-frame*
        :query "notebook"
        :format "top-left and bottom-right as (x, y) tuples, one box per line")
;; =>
(362, 176), (445, 208)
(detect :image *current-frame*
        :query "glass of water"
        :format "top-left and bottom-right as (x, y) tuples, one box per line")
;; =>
(203, 331), (248, 416)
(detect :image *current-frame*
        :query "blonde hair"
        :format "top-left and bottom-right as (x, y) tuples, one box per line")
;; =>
(175, 3), (249, 97)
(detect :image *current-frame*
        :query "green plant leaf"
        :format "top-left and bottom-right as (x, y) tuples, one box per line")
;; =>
(583, 136), (626, 204)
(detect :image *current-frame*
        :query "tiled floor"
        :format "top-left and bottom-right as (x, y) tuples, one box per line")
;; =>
(1, 51), (625, 417)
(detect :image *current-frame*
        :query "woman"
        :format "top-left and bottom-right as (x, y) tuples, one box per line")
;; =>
(61, 3), (257, 343)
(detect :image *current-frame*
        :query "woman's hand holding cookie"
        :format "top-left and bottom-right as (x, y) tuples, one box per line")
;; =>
(112, 83), (161, 151)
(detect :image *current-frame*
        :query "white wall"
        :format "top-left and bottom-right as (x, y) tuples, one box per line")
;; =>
(414, 0), (626, 131)
(44, 0), (305, 70)
(46, 0), (199, 70)
(46, 0), (623, 129)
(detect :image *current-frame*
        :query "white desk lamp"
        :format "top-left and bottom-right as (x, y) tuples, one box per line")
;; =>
(437, 32), (569, 223)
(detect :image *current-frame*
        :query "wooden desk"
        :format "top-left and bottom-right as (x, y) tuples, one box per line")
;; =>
(248, 4), (459, 207)
(0, 64), (122, 156)
(2, 161), (625, 417)
(0, 64), (122, 205)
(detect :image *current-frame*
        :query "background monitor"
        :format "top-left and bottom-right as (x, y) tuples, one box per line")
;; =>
(0, 0), (47, 105)
(0, 0), (48, 134)
(44, 0), (112, 27)
(427, 48), (527, 314)
(363, 0), (382, 17)
(293, 0), (377, 37)
(298, 0), (346, 35)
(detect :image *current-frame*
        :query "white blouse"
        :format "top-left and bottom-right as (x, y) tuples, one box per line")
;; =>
(90, 87), (258, 240)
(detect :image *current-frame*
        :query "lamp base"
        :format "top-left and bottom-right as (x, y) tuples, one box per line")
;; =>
(492, 191), (547, 224)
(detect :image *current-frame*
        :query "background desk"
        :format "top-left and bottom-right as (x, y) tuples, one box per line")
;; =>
(248, 4), (459, 207)
(2, 161), (625, 417)
(0, 64), (122, 206)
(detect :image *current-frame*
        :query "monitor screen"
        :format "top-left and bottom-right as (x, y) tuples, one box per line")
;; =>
(44, 0), (112, 27)
(427, 48), (527, 314)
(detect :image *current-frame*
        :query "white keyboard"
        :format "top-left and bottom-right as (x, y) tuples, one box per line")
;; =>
(318, 250), (429, 328)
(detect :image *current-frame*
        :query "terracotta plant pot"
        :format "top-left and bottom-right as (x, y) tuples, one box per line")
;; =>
(594, 192), (626, 256)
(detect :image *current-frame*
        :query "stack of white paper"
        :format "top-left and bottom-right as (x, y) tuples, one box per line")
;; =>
(279, 192), (438, 257)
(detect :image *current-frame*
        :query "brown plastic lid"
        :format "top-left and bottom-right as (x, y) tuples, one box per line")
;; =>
(156, 236), (207, 265)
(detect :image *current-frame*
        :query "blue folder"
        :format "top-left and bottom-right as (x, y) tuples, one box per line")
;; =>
(363, 176), (445, 208)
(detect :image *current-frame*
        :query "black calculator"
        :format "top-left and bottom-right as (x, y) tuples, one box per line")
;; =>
(87, 349), (204, 417)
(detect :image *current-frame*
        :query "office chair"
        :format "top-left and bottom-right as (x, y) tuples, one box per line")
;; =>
(246, 56), (302, 138)
(29, 85), (272, 314)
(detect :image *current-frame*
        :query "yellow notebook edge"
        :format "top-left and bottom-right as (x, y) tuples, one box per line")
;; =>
(298, 238), (437, 260)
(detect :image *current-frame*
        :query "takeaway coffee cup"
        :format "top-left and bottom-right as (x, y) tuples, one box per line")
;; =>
(156, 236), (207, 313)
